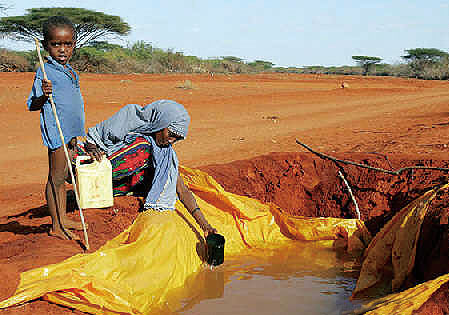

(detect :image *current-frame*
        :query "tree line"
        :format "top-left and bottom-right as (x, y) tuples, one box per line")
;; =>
(1, 7), (448, 79)
(351, 50), (449, 79)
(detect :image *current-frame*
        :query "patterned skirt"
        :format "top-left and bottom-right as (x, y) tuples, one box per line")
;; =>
(73, 137), (153, 196)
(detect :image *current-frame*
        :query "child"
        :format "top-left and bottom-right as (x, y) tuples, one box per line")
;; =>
(27, 16), (86, 240)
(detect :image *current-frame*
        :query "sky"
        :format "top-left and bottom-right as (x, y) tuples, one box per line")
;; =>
(1, 0), (448, 67)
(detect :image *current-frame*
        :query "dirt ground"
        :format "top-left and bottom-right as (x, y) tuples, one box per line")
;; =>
(1, 72), (449, 314)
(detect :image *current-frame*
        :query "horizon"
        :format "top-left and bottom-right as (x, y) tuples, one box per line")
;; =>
(1, 1), (448, 68)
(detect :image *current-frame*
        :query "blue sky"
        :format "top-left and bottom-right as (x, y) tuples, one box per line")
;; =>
(1, 0), (448, 67)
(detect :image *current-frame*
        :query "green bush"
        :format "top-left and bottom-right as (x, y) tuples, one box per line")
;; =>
(72, 46), (111, 72)
(2, 41), (448, 80)
(0, 48), (32, 71)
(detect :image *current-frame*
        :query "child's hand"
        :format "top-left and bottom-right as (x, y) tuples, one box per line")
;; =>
(42, 79), (52, 97)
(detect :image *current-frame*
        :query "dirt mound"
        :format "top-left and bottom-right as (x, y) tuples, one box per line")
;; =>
(201, 152), (448, 220)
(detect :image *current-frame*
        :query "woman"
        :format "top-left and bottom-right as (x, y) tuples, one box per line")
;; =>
(80, 99), (216, 237)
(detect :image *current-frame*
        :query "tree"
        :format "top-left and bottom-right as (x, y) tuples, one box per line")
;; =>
(352, 55), (382, 75)
(128, 41), (153, 61)
(403, 48), (449, 63)
(0, 7), (130, 47)
(247, 60), (274, 71)
(221, 56), (243, 63)
(402, 48), (449, 78)
(85, 40), (123, 52)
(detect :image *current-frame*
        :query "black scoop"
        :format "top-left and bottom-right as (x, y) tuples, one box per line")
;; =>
(206, 233), (225, 266)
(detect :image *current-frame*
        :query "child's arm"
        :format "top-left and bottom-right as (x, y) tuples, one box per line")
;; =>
(29, 79), (52, 111)
(176, 174), (217, 237)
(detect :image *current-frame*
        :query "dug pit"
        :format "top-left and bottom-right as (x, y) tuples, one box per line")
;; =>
(201, 151), (449, 310)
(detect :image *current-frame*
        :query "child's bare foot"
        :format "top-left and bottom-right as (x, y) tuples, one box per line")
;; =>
(49, 226), (75, 240)
(62, 217), (88, 230)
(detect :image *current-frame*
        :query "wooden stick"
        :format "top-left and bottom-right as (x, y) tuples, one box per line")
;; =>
(295, 139), (449, 175)
(34, 38), (89, 250)
(337, 170), (361, 220)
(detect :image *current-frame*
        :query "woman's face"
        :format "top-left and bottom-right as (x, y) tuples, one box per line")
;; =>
(154, 128), (182, 148)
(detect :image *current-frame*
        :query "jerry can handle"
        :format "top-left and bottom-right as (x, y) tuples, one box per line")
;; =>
(76, 155), (94, 167)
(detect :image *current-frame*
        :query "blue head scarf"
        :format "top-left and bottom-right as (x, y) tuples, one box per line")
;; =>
(87, 99), (190, 210)
(87, 99), (190, 154)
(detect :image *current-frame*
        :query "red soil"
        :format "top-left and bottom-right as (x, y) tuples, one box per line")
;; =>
(1, 72), (449, 314)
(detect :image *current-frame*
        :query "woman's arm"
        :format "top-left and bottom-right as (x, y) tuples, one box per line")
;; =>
(84, 141), (103, 161)
(176, 174), (217, 237)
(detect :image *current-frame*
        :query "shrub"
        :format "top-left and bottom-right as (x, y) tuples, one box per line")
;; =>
(420, 61), (449, 80)
(72, 46), (111, 72)
(0, 48), (31, 71)
(3, 40), (447, 79)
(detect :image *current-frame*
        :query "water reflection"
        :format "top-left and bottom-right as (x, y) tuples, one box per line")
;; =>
(165, 241), (366, 315)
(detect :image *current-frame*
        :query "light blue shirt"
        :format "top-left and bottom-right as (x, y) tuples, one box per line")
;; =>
(27, 56), (86, 150)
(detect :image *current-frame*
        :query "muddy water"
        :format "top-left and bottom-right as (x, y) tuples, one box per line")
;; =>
(175, 241), (366, 315)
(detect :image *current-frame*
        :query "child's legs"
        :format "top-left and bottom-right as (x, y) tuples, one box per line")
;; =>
(63, 139), (84, 229)
(46, 140), (83, 238)
(46, 145), (70, 236)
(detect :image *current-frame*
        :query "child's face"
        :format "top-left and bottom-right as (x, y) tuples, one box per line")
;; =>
(45, 26), (75, 66)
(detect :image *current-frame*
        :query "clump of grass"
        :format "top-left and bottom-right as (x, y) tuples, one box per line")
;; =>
(176, 79), (194, 89)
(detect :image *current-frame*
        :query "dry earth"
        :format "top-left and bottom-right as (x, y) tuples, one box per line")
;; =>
(1, 72), (449, 314)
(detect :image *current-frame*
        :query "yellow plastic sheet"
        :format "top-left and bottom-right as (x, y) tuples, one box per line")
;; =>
(0, 166), (369, 314)
(181, 166), (371, 249)
(352, 183), (449, 298)
(353, 273), (449, 315)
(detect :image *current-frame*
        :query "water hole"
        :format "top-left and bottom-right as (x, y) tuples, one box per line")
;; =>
(174, 241), (367, 315)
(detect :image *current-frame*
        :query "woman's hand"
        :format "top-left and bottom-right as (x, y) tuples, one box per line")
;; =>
(85, 142), (103, 162)
(191, 208), (217, 238)
(201, 222), (218, 238)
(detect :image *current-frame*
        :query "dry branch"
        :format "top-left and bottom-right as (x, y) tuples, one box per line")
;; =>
(295, 139), (449, 175)
(296, 139), (449, 221)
